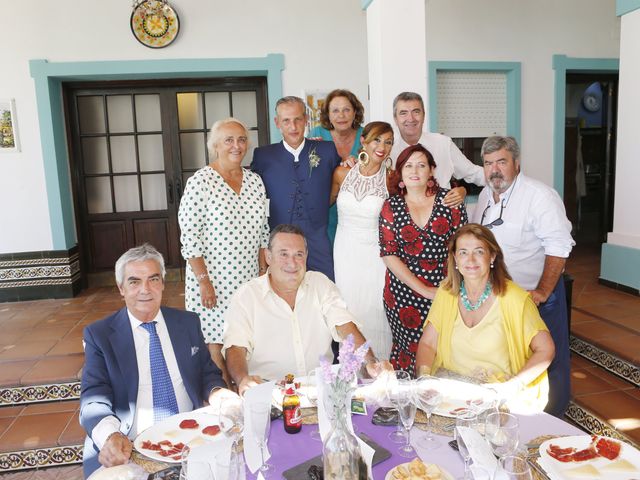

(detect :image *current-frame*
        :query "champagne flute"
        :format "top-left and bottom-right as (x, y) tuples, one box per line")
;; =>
(385, 370), (411, 443)
(249, 402), (273, 477)
(305, 369), (322, 441)
(414, 376), (443, 449)
(455, 409), (477, 480)
(397, 379), (418, 458)
(498, 455), (533, 480)
(485, 412), (519, 458)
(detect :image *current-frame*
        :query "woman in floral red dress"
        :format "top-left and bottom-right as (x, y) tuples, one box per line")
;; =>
(379, 144), (467, 376)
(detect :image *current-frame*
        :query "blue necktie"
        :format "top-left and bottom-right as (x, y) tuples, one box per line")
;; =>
(140, 321), (179, 422)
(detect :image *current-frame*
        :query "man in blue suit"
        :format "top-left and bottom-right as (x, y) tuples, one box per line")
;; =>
(252, 96), (341, 280)
(79, 244), (228, 478)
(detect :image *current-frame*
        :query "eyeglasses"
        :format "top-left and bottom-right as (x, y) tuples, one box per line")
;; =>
(480, 200), (505, 229)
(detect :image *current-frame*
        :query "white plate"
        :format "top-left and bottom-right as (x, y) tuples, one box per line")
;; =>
(539, 435), (640, 479)
(134, 411), (225, 463)
(430, 378), (497, 418)
(384, 460), (454, 480)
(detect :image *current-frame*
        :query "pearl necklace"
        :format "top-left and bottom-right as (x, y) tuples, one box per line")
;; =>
(460, 281), (492, 311)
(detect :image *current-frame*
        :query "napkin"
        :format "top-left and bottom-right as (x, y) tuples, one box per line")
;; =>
(243, 381), (275, 473)
(185, 438), (234, 480)
(456, 426), (499, 479)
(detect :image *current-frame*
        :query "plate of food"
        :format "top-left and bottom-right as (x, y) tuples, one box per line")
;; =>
(538, 435), (640, 479)
(430, 378), (497, 418)
(134, 411), (225, 463)
(385, 458), (453, 480)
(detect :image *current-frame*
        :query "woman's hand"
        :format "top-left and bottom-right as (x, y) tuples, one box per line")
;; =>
(442, 186), (466, 208)
(199, 278), (217, 309)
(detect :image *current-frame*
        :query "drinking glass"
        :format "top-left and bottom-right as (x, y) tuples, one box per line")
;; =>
(249, 402), (273, 477)
(485, 412), (519, 458)
(219, 396), (244, 440)
(180, 444), (214, 480)
(498, 455), (533, 480)
(305, 369), (322, 441)
(455, 409), (478, 480)
(414, 376), (443, 449)
(396, 379), (418, 458)
(385, 370), (411, 443)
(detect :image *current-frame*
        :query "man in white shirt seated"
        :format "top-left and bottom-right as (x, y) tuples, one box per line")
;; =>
(470, 135), (575, 417)
(390, 91), (486, 207)
(223, 224), (388, 395)
(79, 244), (231, 477)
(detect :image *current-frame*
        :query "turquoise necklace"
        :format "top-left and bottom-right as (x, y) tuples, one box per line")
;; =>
(460, 280), (492, 311)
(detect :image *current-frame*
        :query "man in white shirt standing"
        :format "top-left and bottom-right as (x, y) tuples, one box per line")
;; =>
(79, 244), (229, 477)
(223, 224), (388, 395)
(470, 136), (575, 417)
(390, 91), (486, 208)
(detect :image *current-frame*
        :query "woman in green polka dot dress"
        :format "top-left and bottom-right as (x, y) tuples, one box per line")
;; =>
(178, 118), (269, 386)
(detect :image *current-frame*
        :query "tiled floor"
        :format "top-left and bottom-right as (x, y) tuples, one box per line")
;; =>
(0, 245), (638, 478)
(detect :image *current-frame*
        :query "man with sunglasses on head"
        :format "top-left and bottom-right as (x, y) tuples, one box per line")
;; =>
(470, 135), (575, 418)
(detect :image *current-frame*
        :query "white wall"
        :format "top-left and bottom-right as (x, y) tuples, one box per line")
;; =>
(424, 0), (620, 184)
(0, 0), (369, 253)
(609, 8), (640, 249)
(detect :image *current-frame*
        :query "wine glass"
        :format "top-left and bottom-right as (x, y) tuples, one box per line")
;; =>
(414, 376), (443, 449)
(305, 369), (322, 441)
(249, 402), (273, 477)
(180, 444), (214, 480)
(385, 370), (411, 443)
(455, 409), (478, 480)
(498, 455), (533, 480)
(485, 412), (519, 458)
(396, 379), (418, 458)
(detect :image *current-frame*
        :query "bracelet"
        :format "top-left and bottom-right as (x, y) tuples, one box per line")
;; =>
(196, 272), (209, 282)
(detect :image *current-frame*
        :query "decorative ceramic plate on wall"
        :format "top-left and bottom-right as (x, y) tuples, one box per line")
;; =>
(131, 0), (180, 49)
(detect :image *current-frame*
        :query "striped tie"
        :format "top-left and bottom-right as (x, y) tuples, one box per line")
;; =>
(140, 321), (179, 422)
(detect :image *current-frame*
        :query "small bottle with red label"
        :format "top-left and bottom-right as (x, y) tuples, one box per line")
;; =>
(282, 373), (302, 434)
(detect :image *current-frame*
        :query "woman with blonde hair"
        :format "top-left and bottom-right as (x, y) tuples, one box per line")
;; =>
(415, 224), (555, 411)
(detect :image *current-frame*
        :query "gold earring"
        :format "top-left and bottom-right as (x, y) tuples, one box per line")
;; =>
(358, 151), (370, 166)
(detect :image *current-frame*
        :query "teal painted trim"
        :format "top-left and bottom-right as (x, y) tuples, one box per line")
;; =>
(551, 55), (618, 197)
(428, 61), (521, 142)
(29, 55), (284, 250)
(616, 0), (640, 16)
(361, 0), (374, 10)
(600, 243), (640, 290)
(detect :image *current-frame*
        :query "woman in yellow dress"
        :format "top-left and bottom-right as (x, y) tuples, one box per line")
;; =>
(415, 224), (555, 411)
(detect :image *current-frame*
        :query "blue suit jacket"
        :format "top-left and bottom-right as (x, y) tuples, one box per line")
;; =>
(252, 140), (340, 279)
(79, 307), (224, 477)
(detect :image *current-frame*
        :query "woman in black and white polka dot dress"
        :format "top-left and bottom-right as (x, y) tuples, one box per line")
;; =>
(379, 144), (467, 376)
(179, 118), (269, 385)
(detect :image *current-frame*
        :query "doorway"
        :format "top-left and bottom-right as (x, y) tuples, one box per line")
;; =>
(563, 73), (618, 246)
(64, 77), (269, 282)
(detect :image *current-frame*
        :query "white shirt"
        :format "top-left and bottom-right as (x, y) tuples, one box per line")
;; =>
(91, 309), (193, 449)
(222, 271), (361, 380)
(390, 131), (485, 188)
(282, 138), (306, 163)
(470, 174), (575, 290)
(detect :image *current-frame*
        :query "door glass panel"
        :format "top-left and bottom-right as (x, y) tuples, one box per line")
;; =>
(107, 95), (134, 133)
(177, 92), (203, 130)
(232, 91), (258, 127)
(110, 135), (137, 173)
(86, 176), (112, 213)
(246, 130), (259, 166)
(82, 137), (109, 174)
(78, 96), (105, 134)
(114, 175), (140, 212)
(180, 132), (206, 169)
(205, 92), (230, 127)
(135, 94), (162, 132)
(141, 174), (167, 211)
(138, 134), (164, 171)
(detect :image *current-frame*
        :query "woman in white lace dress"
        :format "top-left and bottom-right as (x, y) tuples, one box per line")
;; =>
(331, 121), (394, 360)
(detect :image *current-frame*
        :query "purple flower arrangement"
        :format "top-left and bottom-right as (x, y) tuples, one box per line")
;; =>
(319, 334), (369, 402)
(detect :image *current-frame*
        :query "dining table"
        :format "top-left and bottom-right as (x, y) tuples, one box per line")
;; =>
(247, 407), (585, 479)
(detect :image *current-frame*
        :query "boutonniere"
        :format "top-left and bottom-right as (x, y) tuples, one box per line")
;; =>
(308, 147), (321, 178)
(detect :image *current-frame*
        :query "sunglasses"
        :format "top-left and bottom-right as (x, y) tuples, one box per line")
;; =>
(480, 200), (505, 229)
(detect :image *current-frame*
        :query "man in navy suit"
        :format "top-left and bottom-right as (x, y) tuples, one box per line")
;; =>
(252, 96), (341, 280)
(79, 244), (228, 478)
